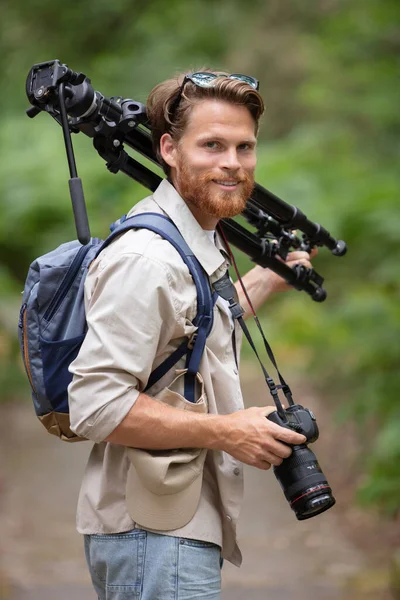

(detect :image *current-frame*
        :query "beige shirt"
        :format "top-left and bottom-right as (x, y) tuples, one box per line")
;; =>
(68, 179), (244, 566)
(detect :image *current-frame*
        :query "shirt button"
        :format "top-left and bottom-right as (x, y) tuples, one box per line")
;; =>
(233, 467), (240, 476)
(226, 515), (232, 521)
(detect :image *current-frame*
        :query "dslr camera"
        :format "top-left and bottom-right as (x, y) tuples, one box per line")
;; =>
(268, 404), (336, 520)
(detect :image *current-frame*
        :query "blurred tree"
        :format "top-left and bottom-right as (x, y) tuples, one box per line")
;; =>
(0, 0), (399, 514)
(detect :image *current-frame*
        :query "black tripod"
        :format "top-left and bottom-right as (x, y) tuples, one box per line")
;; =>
(26, 60), (347, 302)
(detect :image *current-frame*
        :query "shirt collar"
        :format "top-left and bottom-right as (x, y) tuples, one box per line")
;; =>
(153, 179), (228, 277)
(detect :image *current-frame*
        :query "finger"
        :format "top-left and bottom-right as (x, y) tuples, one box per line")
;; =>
(286, 251), (311, 262)
(275, 427), (307, 445)
(261, 406), (279, 418)
(264, 452), (284, 467)
(289, 259), (312, 270)
(260, 406), (289, 425)
(310, 247), (318, 259)
(267, 440), (293, 459)
(252, 456), (272, 470)
(260, 407), (307, 445)
(257, 460), (272, 471)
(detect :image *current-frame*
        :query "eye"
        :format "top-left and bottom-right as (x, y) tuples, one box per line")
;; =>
(238, 143), (253, 151)
(204, 141), (219, 149)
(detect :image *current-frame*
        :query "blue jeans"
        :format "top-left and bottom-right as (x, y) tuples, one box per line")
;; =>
(84, 528), (222, 600)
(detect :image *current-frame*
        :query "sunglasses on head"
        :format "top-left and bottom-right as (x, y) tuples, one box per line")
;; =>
(169, 71), (259, 122)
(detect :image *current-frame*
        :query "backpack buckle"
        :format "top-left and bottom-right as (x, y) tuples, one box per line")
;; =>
(187, 331), (198, 350)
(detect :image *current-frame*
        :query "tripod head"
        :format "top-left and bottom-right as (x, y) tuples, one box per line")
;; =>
(26, 60), (347, 301)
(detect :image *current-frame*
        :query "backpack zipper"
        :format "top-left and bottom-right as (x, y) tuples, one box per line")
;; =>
(43, 243), (93, 322)
(19, 303), (37, 394)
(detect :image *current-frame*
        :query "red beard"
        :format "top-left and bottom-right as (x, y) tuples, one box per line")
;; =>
(175, 156), (254, 220)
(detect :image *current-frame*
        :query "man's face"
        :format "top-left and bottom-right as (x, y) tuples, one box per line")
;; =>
(162, 100), (257, 228)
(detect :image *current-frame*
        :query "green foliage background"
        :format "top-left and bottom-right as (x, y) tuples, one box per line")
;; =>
(1, 0), (399, 514)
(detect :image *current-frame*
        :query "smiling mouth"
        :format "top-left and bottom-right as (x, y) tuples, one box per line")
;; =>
(212, 180), (241, 188)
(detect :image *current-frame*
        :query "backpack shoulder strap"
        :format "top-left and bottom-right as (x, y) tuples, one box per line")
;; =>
(98, 212), (215, 402)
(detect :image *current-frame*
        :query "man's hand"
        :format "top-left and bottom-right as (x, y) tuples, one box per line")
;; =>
(222, 406), (307, 470)
(266, 247), (318, 294)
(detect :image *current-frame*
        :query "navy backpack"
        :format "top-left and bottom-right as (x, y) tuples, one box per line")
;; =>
(18, 212), (214, 442)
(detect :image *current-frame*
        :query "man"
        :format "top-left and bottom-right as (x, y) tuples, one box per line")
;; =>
(69, 70), (313, 600)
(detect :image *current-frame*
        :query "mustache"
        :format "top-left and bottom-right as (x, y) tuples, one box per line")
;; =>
(202, 173), (252, 184)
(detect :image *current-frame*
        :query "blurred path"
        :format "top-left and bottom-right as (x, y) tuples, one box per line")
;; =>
(0, 374), (395, 600)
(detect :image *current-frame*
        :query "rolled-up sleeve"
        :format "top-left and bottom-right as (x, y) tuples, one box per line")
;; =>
(68, 251), (181, 443)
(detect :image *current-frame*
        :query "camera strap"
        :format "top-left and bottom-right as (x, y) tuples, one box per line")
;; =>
(214, 226), (295, 414)
(213, 270), (292, 416)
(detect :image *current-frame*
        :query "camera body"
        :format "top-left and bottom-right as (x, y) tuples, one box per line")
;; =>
(267, 404), (335, 520)
(267, 404), (319, 443)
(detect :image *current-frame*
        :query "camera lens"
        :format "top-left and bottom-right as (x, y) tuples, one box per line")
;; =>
(273, 444), (336, 520)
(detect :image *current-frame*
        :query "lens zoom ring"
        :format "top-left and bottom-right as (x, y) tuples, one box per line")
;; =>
(276, 450), (317, 472)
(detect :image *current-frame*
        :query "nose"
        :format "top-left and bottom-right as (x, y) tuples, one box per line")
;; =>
(220, 148), (241, 172)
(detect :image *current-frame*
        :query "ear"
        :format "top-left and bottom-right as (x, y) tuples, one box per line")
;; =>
(160, 133), (178, 168)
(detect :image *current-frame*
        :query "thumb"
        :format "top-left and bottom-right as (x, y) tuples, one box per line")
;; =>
(260, 406), (279, 418)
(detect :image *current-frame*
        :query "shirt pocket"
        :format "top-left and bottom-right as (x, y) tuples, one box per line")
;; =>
(153, 369), (208, 414)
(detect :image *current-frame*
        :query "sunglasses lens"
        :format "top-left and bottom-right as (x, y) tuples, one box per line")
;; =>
(230, 74), (259, 89)
(189, 73), (218, 87)
(187, 72), (258, 90)
(171, 71), (259, 121)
